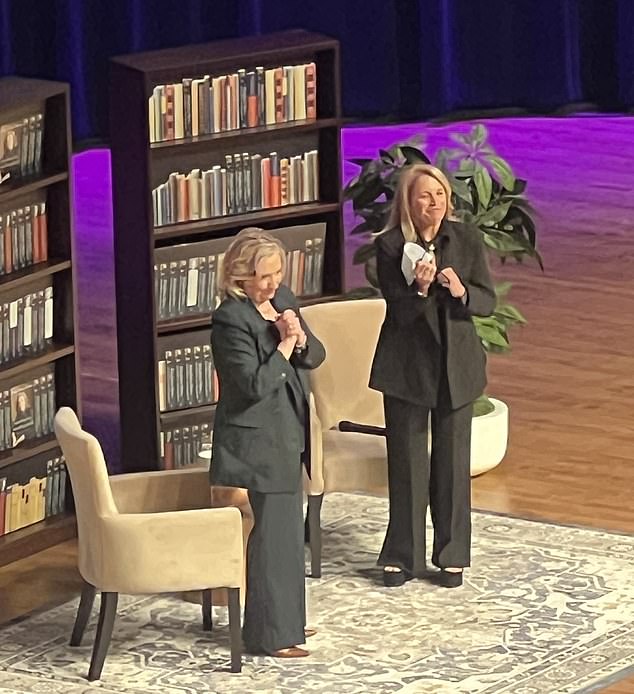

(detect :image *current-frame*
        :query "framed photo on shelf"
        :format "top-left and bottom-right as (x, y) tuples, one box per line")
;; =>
(0, 120), (23, 180)
(10, 383), (34, 447)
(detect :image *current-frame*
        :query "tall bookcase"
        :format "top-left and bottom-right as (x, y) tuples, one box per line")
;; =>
(0, 77), (79, 566)
(110, 31), (343, 473)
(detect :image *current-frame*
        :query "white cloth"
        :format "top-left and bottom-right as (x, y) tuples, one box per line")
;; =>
(401, 242), (434, 285)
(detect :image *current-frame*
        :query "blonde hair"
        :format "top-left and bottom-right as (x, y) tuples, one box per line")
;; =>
(380, 163), (454, 242)
(221, 227), (287, 299)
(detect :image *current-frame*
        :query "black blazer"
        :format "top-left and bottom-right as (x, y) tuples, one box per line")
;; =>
(369, 221), (496, 409)
(210, 284), (326, 493)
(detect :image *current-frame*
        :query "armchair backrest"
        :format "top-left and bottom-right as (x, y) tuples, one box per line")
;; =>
(301, 299), (386, 431)
(54, 407), (118, 584)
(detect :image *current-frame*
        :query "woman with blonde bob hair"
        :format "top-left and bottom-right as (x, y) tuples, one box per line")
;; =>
(221, 227), (288, 299)
(210, 227), (325, 658)
(369, 163), (496, 588)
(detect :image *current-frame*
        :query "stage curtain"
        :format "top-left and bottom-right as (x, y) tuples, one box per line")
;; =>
(0, 0), (632, 143)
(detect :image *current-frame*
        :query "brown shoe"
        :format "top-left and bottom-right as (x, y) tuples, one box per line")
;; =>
(268, 646), (310, 658)
(304, 628), (317, 638)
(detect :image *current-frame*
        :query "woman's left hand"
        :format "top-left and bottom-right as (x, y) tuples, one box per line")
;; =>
(277, 310), (307, 347)
(436, 266), (466, 299)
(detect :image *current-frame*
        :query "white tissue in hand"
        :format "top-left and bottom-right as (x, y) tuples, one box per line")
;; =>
(401, 242), (434, 285)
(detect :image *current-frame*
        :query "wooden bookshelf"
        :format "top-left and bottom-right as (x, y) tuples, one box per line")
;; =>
(110, 30), (343, 473)
(0, 77), (79, 566)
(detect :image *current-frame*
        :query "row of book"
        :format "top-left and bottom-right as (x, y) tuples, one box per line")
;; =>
(1, 203), (49, 274)
(153, 237), (324, 322)
(0, 372), (56, 451)
(0, 286), (53, 365)
(0, 113), (44, 185)
(282, 238), (324, 298)
(155, 255), (223, 322)
(0, 458), (67, 535)
(160, 423), (211, 470)
(152, 149), (319, 227)
(149, 62), (317, 143)
(157, 345), (219, 412)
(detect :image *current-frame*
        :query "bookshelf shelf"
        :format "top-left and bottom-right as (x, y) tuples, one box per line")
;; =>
(0, 77), (79, 559)
(0, 435), (59, 471)
(153, 202), (341, 241)
(0, 259), (71, 292)
(156, 292), (346, 336)
(0, 171), (68, 204)
(150, 117), (340, 151)
(110, 30), (343, 473)
(0, 511), (75, 568)
(157, 315), (210, 335)
(160, 404), (216, 425)
(0, 344), (75, 381)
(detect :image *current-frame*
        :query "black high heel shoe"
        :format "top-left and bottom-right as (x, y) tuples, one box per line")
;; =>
(433, 569), (463, 588)
(382, 566), (413, 587)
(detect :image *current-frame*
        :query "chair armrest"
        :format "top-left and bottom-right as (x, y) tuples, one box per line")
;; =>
(305, 393), (325, 495)
(338, 421), (386, 436)
(99, 506), (243, 594)
(109, 467), (211, 513)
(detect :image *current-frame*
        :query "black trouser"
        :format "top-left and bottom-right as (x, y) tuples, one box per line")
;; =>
(243, 483), (305, 653)
(378, 392), (473, 576)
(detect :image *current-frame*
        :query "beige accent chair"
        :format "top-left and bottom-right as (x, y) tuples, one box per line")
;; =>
(301, 299), (389, 577)
(54, 408), (244, 681)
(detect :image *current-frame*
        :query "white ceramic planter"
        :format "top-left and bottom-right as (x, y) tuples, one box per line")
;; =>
(470, 397), (509, 476)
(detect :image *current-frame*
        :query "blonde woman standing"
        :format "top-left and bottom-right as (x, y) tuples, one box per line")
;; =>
(210, 228), (325, 657)
(370, 165), (495, 588)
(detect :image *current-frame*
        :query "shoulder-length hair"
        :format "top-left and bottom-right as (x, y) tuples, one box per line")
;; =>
(379, 163), (454, 243)
(221, 227), (287, 300)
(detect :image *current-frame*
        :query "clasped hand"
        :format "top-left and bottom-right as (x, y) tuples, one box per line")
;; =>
(415, 260), (466, 299)
(275, 309), (307, 347)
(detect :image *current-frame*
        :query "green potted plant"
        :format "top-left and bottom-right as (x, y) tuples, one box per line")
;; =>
(343, 124), (542, 473)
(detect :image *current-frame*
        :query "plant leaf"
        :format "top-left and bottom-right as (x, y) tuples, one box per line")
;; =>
(472, 123), (488, 147)
(364, 256), (379, 288)
(494, 282), (513, 298)
(475, 201), (512, 225)
(352, 242), (377, 265)
(400, 145), (431, 165)
(475, 323), (510, 348)
(486, 155), (516, 191)
(473, 165), (493, 209)
(450, 177), (473, 204)
(473, 394), (496, 417)
(495, 304), (527, 323)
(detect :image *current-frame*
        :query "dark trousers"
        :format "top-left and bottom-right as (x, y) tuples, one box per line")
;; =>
(243, 484), (305, 653)
(378, 392), (473, 576)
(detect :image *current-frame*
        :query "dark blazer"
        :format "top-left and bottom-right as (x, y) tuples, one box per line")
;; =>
(369, 220), (496, 409)
(210, 284), (326, 493)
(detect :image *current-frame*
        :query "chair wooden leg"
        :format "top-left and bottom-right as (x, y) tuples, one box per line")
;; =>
(227, 587), (242, 673)
(87, 592), (118, 681)
(70, 581), (96, 646)
(202, 589), (213, 631)
(308, 493), (323, 578)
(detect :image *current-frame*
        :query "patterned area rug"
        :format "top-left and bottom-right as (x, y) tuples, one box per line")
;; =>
(0, 493), (633, 694)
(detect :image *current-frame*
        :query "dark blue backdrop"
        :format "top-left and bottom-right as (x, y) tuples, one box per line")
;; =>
(1, 0), (633, 143)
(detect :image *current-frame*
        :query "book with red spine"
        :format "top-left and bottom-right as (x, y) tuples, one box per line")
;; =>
(305, 62), (317, 120)
(274, 67), (285, 123)
(260, 157), (271, 208)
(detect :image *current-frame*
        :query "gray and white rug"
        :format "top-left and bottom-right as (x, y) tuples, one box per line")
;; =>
(1, 492), (633, 694)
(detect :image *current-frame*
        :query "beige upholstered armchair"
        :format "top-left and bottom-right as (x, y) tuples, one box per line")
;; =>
(301, 300), (389, 577)
(54, 407), (244, 681)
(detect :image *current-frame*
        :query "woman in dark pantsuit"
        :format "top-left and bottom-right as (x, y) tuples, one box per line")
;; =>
(369, 164), (496, 588)
(210, 228), (325, 657)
